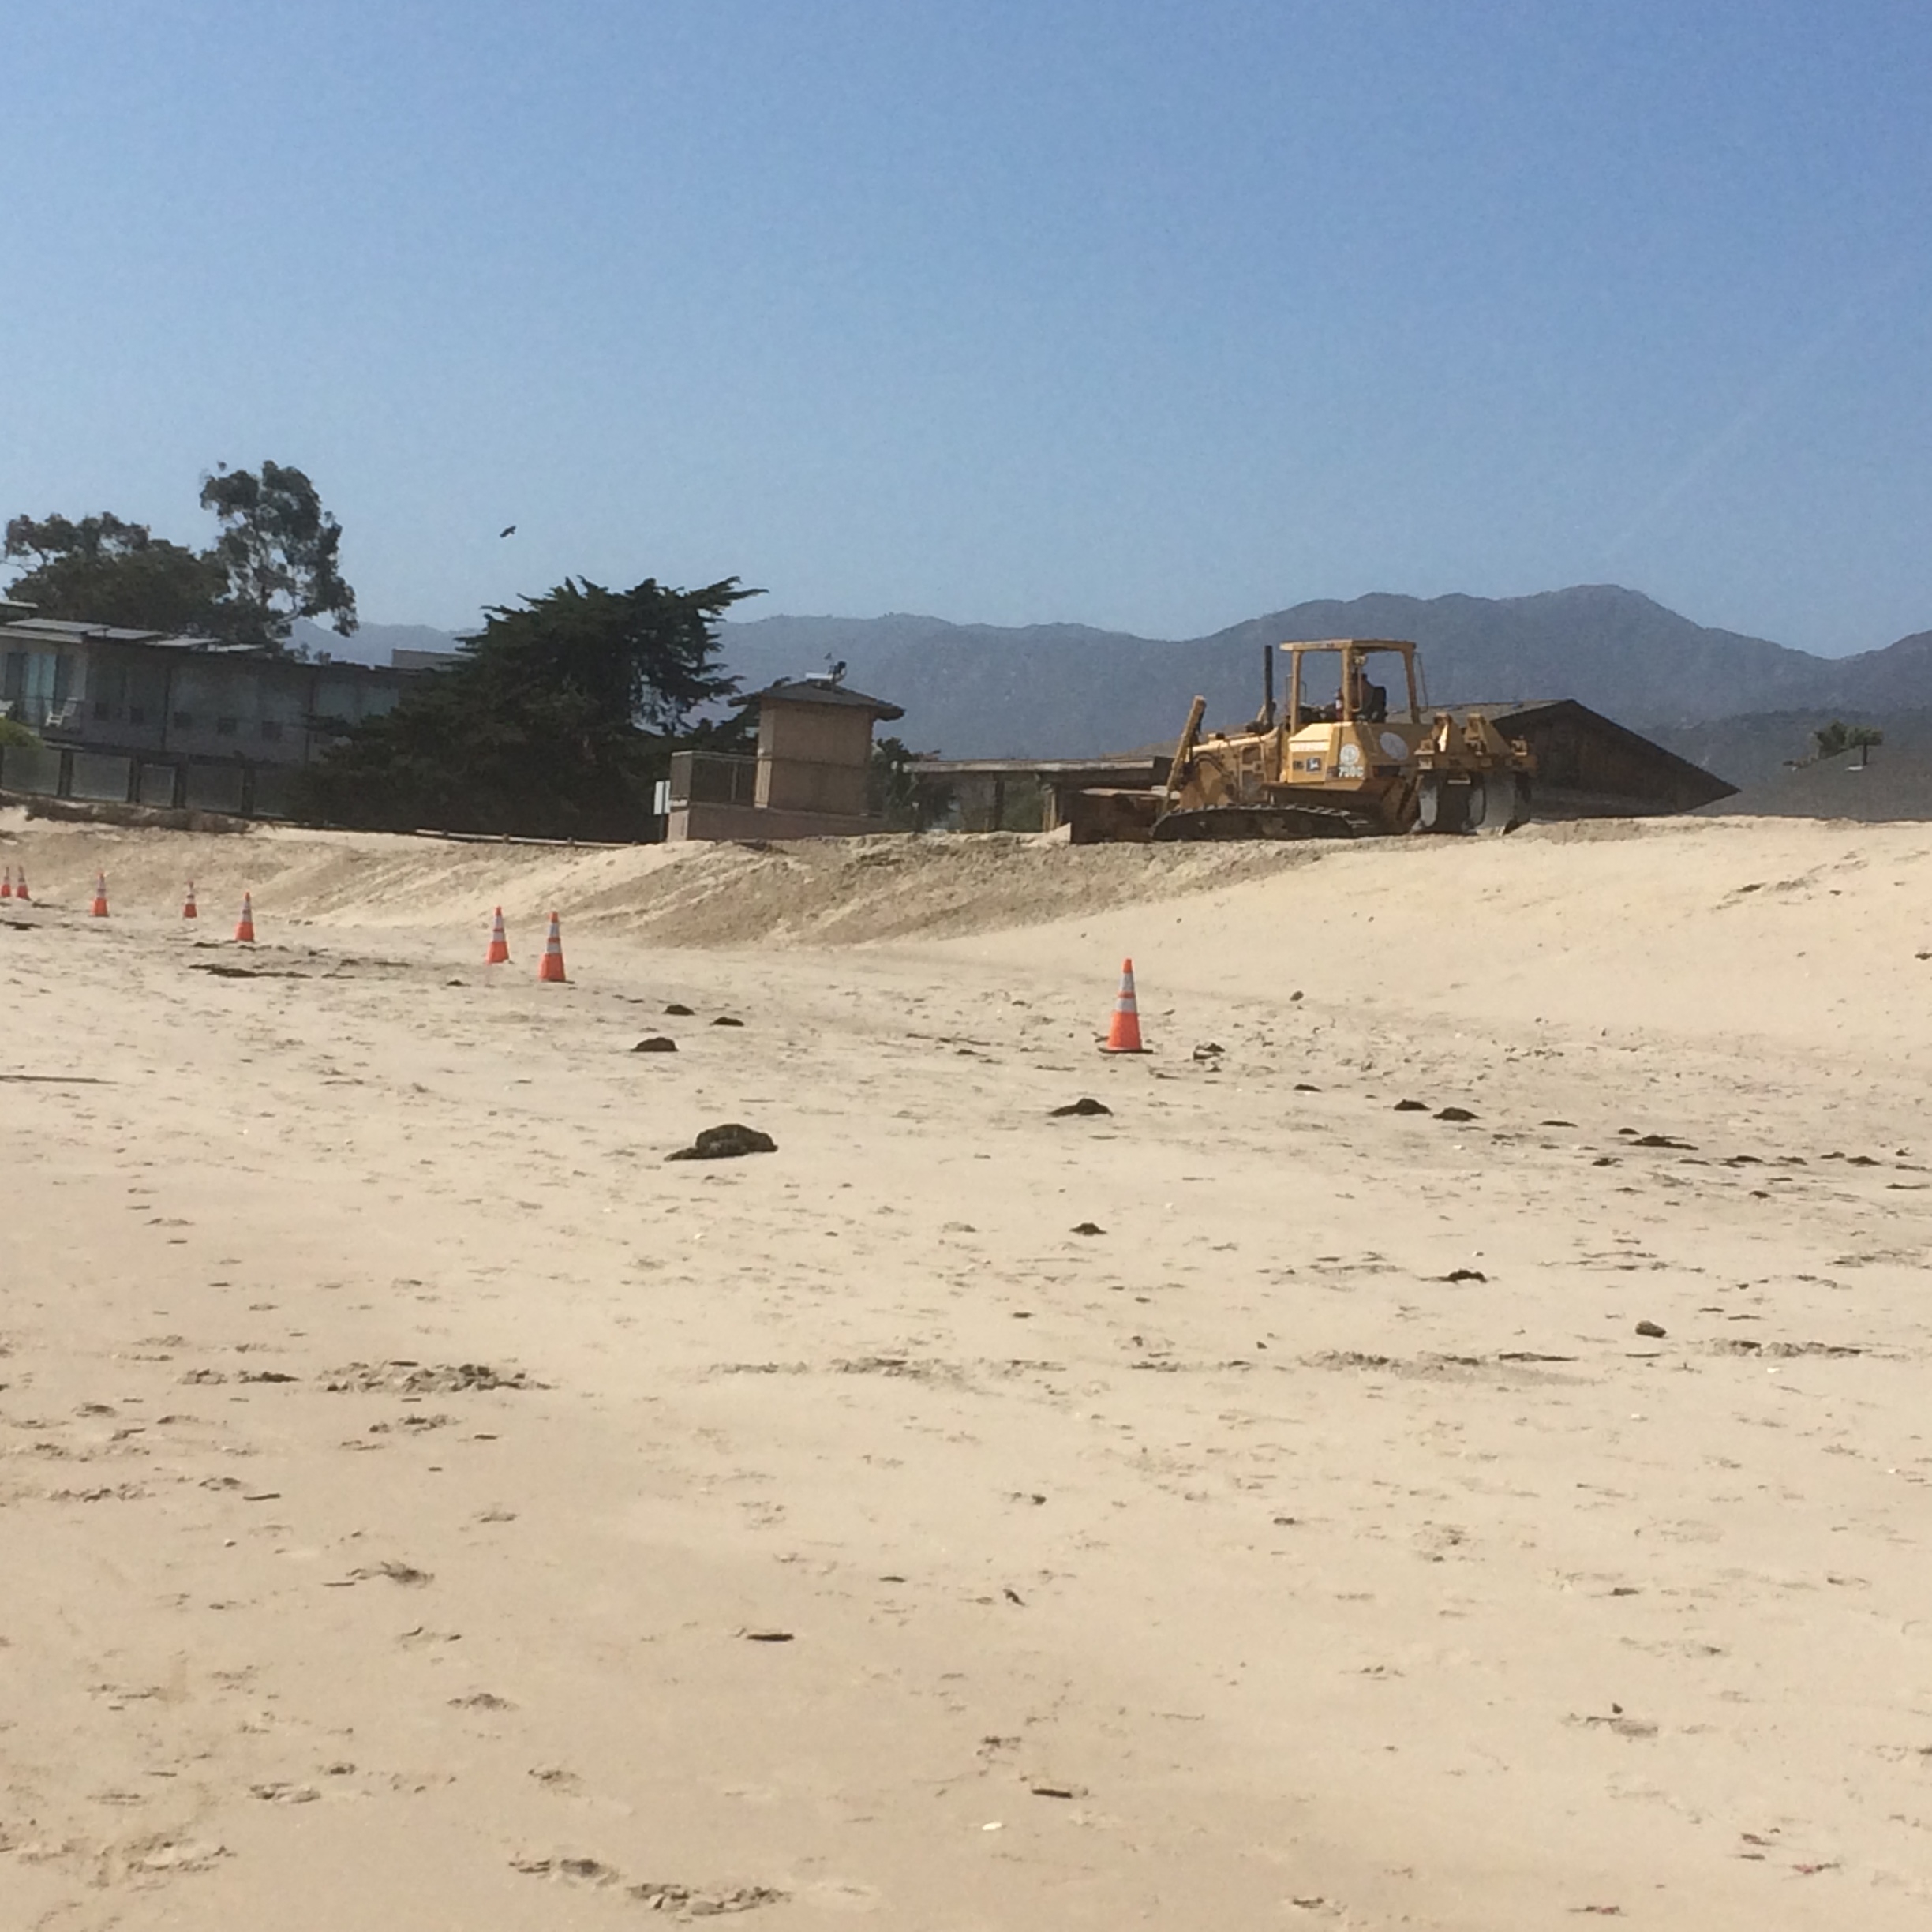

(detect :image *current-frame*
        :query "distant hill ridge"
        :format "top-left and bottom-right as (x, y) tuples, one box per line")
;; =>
(714, 586), (1932, 759)
(297, 586), (1932, 766)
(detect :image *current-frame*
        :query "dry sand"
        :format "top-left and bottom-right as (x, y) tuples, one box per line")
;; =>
(3, 809), (1930, 1930)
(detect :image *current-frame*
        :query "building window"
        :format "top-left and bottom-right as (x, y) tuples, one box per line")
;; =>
(128, 706), (146, 725)
(260, 719), (283, 743)
(215, 716), (238, 736)
(94, 700), (111, 721)
(172, 712), (193, 729)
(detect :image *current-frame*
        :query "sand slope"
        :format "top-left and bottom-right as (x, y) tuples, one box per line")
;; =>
(3, 811), (1930, 1929)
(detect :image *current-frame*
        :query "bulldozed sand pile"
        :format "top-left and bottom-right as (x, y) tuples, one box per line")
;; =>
(4, 807), (1932, 1930)
(0, 817), (1320, 945)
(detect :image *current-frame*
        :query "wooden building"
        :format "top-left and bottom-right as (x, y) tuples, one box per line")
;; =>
(666, 676), (904, 841)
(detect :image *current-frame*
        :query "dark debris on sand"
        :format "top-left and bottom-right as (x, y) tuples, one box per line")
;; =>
(667, 1124), (777, 1161)
(324, 1361), (542, 1395)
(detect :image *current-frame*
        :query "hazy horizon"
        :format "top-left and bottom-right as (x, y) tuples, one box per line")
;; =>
(314, 578), (1914, 666)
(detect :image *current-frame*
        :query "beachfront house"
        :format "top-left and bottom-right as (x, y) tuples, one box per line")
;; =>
(0, 612), (410, 817)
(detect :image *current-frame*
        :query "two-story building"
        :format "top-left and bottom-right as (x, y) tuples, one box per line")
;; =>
(0, 613), (410, 815)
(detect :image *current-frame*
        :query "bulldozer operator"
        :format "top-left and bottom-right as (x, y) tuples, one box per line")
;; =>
(1351, 663), (1388, 722)
(1305, 662), (1387, 724)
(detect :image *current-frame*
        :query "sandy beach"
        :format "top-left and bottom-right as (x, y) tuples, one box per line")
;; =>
(4, 809), (1930, 1930)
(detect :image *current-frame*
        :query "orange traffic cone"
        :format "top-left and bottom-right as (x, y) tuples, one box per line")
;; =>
(485, 906), (511, 964)
(13, 866), (27, 903)
(234, 892), (255, 943)
(0, 866), (11, 899)
(182, 881), (198, 919)
(537, 911), (567, 983)
(90, 872), (109, 918)
(1100, 957), (1148, 1054)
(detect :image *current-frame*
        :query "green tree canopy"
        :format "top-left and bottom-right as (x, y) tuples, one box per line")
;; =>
(867, 735), (953, 830)
(200, 461), (357, 646)
(1813, 719), (1885, 767)
(296, 574), (759, 839)
(4, 461), (356, 646)
(1845, 724), (1884, 767)
(3, 511), (224, 631)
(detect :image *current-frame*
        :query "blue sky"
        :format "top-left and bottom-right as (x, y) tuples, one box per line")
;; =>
(4, 1), (1929, 653)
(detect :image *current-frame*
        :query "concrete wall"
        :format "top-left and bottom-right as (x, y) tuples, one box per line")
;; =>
(669, 800), (886, 842)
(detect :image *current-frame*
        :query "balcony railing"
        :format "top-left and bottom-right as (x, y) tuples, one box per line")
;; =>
(8, 697), (82, 732)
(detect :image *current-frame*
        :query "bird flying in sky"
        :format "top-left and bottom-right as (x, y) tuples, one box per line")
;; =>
(499, 524), (516, 538)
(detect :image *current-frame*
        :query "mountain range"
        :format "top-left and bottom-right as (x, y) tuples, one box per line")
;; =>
(295, 586), (1932, 771)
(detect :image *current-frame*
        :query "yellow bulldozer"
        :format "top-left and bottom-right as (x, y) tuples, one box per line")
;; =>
(1147, 638), (1534, 840)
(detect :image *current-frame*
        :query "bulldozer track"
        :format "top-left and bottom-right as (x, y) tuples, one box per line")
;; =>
(1150, 803), (1376, 842)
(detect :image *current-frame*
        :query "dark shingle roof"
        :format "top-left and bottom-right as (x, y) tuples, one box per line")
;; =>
(733, 676), (904, 720)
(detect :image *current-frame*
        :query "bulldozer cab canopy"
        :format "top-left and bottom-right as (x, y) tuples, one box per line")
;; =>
(1282, 639), (1421, 729)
